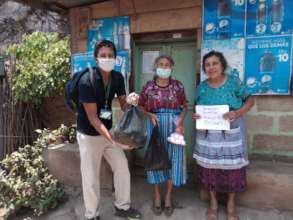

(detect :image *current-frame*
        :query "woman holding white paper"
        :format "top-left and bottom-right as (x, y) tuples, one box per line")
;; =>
(193, 51), (254, 220)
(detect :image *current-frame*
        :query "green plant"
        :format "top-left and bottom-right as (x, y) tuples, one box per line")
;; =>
(35, 124), (76, 146)
(0, 144), (64, 217)
(6, 31), (71, 105)
(0, 124), (77, 217)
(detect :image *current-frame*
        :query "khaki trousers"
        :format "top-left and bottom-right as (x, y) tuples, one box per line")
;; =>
(77, 132), (131, 218)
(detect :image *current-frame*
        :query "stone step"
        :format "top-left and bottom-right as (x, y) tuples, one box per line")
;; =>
(43, 143), (113, 190)
(200, 160), (293, 211)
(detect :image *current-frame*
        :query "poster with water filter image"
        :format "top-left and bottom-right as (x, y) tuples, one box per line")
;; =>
(244, 35), (292, 95)
(246, 0), (293, 37)
(87, 16), (131, 53)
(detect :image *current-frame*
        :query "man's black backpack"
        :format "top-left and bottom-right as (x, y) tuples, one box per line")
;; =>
(65, 67), (95, 111)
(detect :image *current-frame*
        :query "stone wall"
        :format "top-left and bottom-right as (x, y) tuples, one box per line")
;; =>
(0, 0), (68, 52)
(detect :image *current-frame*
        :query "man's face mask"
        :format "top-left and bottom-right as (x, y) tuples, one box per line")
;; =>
(98, 58), (116, 72)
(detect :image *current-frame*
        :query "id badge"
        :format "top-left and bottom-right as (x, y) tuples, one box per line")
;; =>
(99, 108), (112, 120)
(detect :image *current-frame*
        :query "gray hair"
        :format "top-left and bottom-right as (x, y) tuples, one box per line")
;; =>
(153, 55), (175, 71)
(153, 55), (175, 80)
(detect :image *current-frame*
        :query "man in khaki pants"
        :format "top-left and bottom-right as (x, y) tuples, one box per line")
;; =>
(76, 40), (141, 220)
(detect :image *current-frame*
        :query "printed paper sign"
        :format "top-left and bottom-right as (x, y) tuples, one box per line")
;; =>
(196, 105), (230, 130)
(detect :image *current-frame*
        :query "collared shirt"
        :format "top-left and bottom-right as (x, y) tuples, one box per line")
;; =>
(77, 68), (126, 136)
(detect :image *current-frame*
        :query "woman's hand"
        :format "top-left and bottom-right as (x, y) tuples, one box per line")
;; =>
(223, 111), (238, 122)
(175, 116), (184, 134)
(175, 125), (184, 134)
(149, 113), (159, 125)
(126, 92), (139, 106)
(192, 113), (201, 121)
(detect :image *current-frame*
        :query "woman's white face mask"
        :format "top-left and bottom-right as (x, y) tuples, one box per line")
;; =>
(98, 58), (116, 72)
(156, 68), (172, 78)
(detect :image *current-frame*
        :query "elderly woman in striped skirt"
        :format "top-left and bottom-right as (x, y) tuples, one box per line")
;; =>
(193, 51), (254, 220)
(138, 55), (188, 217)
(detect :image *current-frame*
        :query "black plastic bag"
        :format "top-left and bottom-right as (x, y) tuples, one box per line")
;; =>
(144, 125), (171, 171)
(114, 106), (147, 148)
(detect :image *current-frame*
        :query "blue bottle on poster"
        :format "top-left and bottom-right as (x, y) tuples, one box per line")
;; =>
(217, 0), (231, 39)
(123, 22), (130, 50)
(271, 0), (284, 34)
(259, 52), (275, 93)
(113, 22), (119, 49)
(256, 0), (268, 35)
(118, 22), (124, 50)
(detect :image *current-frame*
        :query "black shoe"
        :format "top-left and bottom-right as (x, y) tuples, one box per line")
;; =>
(86, 217), (100, 220)
(115, 207), (142, 219)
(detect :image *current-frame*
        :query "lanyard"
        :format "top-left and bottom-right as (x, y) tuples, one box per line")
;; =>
(104, 74), (112, 108)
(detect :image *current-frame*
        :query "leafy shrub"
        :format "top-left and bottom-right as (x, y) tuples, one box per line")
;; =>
(0, 124), (76, 217)
(6, 32), (71, 105)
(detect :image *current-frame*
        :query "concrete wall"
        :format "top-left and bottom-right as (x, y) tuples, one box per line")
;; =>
(67, 0), (293, 160)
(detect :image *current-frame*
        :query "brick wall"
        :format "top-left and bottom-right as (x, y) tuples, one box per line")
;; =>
(246, 96), (293, 159)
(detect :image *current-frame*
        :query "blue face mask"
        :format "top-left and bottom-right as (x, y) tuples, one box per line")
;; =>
(156, 68), (172, 78)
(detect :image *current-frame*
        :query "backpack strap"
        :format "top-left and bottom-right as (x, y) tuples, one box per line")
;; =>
(88, 66), (94, 85)
(88, 66), (97, 95)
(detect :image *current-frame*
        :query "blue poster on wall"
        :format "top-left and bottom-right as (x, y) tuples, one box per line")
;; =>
(87, 16), (131, 52)
(71, 50), (130, 76)
(71, 52), (96, 74)
(87, 30), (114, 53)
(203, 0), (246, 40)
(246, 0), (293, 37)
(115, 50), (130, 79)
(244, 35), (292, 94)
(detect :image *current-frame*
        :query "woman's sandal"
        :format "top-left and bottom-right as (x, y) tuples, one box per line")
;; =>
(206, 208), (218, 220)
(227, 212), (240, 220)
(164, 205), (174, 217)
(152, 200), (162, 216)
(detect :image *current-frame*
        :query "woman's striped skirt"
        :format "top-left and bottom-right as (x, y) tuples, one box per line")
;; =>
(145, 108), (186, 187)
(194, 117), (248, 192)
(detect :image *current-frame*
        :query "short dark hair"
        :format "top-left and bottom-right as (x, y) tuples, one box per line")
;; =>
(94, 40), (117, 58)
(202, 50), (227, 73)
